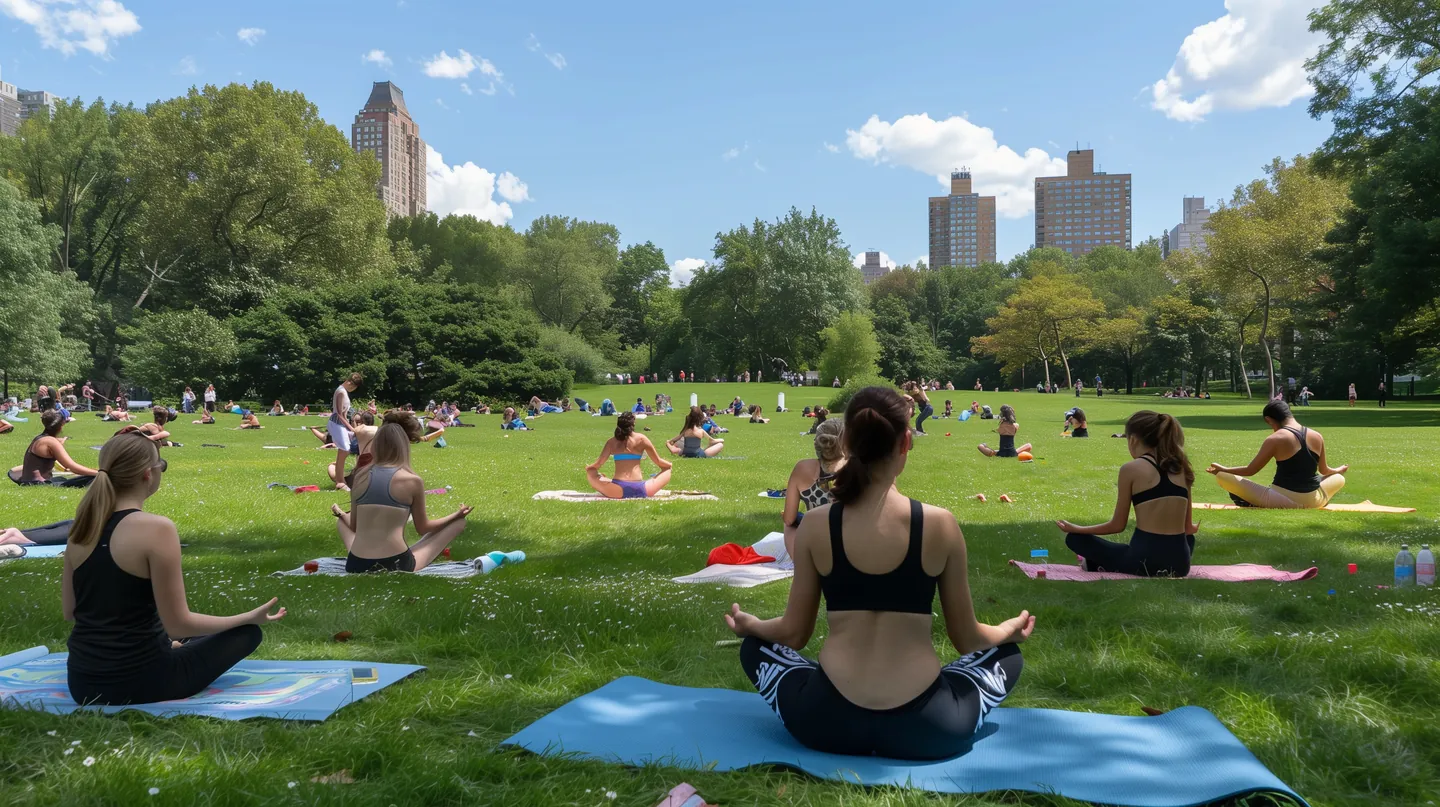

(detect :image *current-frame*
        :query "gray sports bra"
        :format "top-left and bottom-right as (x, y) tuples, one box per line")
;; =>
(355, 466), (410, 510)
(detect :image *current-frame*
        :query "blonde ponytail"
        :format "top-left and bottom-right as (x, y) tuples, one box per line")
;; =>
(72, 433), (158, 547)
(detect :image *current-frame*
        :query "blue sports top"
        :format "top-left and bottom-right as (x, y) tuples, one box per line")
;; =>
(613, 453), (642, 461)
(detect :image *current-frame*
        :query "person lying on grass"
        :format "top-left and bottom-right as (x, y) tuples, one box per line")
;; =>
(724, 385), (1034, 760)
(977, 405), (1032, 459)
(1056, 411), (1201, 577)
(585, 411), (673, 500)
(62, 431), (286, 705)
(781, 417), (845, 559)
(9, 410), (97, 487)
(100, 404), (132, 422)
(1205, 400), (1348, 509)
(748, 405), (770, 424)
(667, 407), (725, 458)
(331, 410), (473, 573)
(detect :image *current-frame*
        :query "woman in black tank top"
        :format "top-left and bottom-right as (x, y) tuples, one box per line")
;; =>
(62, 432), (286, 705)
(1057, 412), (1199, 577)
(1205, 401), (1349, 509)
(725, 387), (1034, 760)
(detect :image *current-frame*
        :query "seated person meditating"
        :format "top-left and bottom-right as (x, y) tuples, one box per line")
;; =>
(1206, 400), (1348, 509)
(808, 406), (829, 435)
(725, 387), (1033, 760)
(1062, 407), (1089, 437)
(667, 407), (725, 458)
(101, 405), (132, 422)
(63, 432), (286, 705)
(238, 412), (263, 429)
(331, 411), (473, 572)
(585, 412), (672, 499)
(977, 405), (1032, 458)
(10, 411), (97, 487)
(781, 417), (846, 559)
(1057, 411), (1200, 577)
(501, 407), (529, 430)
(748, 404), (770, 424)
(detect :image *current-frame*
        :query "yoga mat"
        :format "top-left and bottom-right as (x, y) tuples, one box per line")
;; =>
(758, 490), (785, 498)
(8, 545), (66, 559)
(1194, 500), (1415, 513)
(273, 552), (524, 578)
(532, 490), (718, 502)
(1009, 560), (1318, 583)
(672, 532), (794, 588)
(0, 646), (422, 722)
(502, 677), (1309, 807)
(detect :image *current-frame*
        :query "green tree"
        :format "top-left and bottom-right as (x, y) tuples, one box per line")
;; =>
(514, 215), (620, 334)
(387, 212), (523, 286)
(610, 241), (672, 369)
(971, 275), (1104, 389)
(818, 311), (881, 384)
(118, 309), (238, 396)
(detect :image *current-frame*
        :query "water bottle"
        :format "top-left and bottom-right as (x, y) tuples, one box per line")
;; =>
(1394, 545), (1415, 588)
(1030, 548), (1049, 566)
(1417, 544), (1435, 587)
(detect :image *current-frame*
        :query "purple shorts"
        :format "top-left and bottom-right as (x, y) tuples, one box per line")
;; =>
(615, 480), (648, 499)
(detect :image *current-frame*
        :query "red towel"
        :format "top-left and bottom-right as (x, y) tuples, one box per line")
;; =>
(706, 543), (776, 566)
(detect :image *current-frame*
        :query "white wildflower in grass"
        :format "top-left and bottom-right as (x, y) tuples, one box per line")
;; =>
(83, 756), (96, 767)
(148, 788), (159, 796)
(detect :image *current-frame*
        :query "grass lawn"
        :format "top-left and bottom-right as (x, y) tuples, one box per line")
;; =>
(1, 384), (1437, 806)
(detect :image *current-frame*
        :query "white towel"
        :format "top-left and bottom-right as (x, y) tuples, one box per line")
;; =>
(671, 532), (794, 588)
(273, 556), (497, 578)
(532, 490), (718, 502)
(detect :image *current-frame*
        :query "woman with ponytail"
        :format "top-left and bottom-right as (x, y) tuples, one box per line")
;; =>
(724, 386), (1034, 760)
(62, 432), (286, 705)
(977, 404), (1032, 458)
(1204, 400), (1348, 508)
(9, 410), (97, 487)
(1056, 410), (1200, 577)
(666, 406), (724, 458)
(332, 410), (473, 572)
(586, 411), (672, 499)
(779, 417), (847, 559)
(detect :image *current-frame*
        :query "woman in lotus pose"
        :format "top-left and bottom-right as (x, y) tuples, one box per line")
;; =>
(977, 405), (1032, 458)
(780, 417), (846, 559)
(10, 411), (97, 487)
(725, 386), (1033, 760)
(585, 412), (673, 499)
(1206, 400), (1348, 509)
(63, 431), (286, 704)
(1057, 411), (1200, 576)
(667, 406), (725, 458)
(332, 411), (473, 572)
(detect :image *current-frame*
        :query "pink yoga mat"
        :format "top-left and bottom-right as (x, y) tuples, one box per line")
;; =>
(1009, 560), (1318, 582)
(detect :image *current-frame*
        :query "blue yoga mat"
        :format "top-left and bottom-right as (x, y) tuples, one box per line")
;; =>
(503, 677), (1308, 807)
(0, 646), (423, 721)
(5, 545), (66, 559)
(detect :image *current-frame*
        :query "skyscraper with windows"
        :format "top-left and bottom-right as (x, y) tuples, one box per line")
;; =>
(17, 89), (56, 122)
(928, 171), (997, 268)
(351, 81), (427, 218)
(1033, 149), (1131, 255)
(1164, 196), (1211, 258)
(0, 75), (18, 137)
(859, 250), (890, 284)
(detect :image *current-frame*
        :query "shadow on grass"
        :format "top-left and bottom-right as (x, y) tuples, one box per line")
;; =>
(1178, 408), (1440, 431)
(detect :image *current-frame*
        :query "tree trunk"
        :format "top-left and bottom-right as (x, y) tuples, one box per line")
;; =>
(1036, 333), (1052, 390)
(1124, 350), (1134, 395)
(1249, 270), (1276, 400)
(1052, 322), (1073, 389)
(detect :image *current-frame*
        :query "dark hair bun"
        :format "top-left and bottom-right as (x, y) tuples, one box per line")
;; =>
(615, 411), (636, 441)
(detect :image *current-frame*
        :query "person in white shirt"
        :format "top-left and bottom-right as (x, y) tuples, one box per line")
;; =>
(203, 385), (217, 414)
(328, 373), (363, 491)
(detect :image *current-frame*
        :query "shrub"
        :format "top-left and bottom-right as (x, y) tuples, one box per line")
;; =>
(827, 373), (897, 412)
(437, 354), (573, 406)
(537, 325), (610, 384)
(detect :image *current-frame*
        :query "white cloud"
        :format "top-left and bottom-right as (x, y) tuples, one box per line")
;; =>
(0, 0), (141, 56)
(844, 113), (1067, 218)
(852, 251), (898, 270)
(525, 33), (566, 70)
(721, 146), (741, 160)
(174, 55), (197, 75)
(362, 49), (392, 67)
(822, 141), (840, 153)
(670, 257), (705, 287)
(435, 98), (449, 110)
(459, 82), (472, 95)
(753, 159), (766, 173)
(426, 144), (528, 225)
(236, 27), (264, 45)
(1150, 0), (1322, 122)
(423, 49), (509, 94)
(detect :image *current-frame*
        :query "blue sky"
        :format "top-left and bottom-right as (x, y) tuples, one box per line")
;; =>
(2, 0), (1331, 282)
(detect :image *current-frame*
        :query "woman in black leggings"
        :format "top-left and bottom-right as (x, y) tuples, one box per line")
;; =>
(62, 432), (287, 705)
(724, 386), (1035, 760)
(1057, 411), (1200, 577)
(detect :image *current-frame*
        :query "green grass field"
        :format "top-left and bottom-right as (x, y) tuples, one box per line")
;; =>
(1, 384), (1437, 806)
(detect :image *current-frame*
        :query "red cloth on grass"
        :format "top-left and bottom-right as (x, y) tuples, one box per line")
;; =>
(706, 543), (776, 566)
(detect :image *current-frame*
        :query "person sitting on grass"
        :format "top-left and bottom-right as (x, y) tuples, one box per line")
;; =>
(977, 405), (1032, 458)
(701, 408), (729, 435)
(192, 410), (215, 425)
(748, 404), (770, 424)
(808, 406), (829, 435)
(530, 396), (564, 416)
(780, 417), (846, 559)
(330, 411), (474, 573)
(9, 410), (97, 487)
(632, 397), (647, 414)
(942, 400), (953, 419)
(723, 386), (1034, 760)
(1205, 400), (1348, 509)
(268, 401), (285, 416)
(584, 411), (673, 499)
(501, 407), (530, 430)
(668, 407), (725, 458)
(237, 412), (263, 430)
(1062, 408), (1089, 437)
(1056, 411), (1200, 576)
(101, 405), (132, 422)
(133, 407), (180, 447)
(474, 402), (492, 415)
(62, 431), (286, 705)
(0, 419), (10, 436)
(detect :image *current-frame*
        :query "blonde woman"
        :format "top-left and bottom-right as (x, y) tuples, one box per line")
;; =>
(780, 417), (846, 559)
(62, 431), (285, 705)
(332, 411), (472, 572)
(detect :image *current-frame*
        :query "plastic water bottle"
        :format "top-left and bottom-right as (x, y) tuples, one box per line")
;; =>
(1030, 548), (1049, 566)
(1394, 545), (1416, 588)
(1417, 544), (1435, 587)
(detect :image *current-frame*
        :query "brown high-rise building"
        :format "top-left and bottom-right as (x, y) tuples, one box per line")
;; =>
(352, 81), (427, 218)
(1033, 149), (1131, 255)
(928, 171), (996, 268)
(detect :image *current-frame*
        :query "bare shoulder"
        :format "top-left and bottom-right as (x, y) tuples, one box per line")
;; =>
(919, 501), (962, 542)
(116, 511), (180, 547)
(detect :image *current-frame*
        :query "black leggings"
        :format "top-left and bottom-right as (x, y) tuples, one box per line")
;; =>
(1065, 529), (1194, 577)
(68, 625), (263, 706)
(20, 519), (72, 545)
(739, 636), (1023, 760)
(11, 474), (94, 488)
(915, 404), (934, 433)
(345, 548), (416, 573)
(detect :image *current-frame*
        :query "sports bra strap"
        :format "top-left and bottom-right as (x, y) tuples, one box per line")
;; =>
(906, 497), (924, 565)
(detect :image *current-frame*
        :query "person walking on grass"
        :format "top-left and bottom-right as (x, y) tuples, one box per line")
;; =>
(1378, 380), (1387, 408)
(1348, 382), (1357, 407)
(327, 373), (363, 492)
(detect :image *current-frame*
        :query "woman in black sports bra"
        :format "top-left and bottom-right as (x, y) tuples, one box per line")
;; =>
(62, 432), (286, 705)
(977, 404), (1032, 458)
(1206, 400), (1348, 508)
(1057, 411), (1200, 577)
(779, 417), (846, 559)
(9, 410), (97, 487)
(725, 386), (1034, 760)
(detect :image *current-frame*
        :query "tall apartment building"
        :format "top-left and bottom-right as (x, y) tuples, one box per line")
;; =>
(1033, 149), (1131, 255)
(18, 89), (57, 122)
(928, 170), (997, 268)
(0, 75), (18, 137)
(351, 81), (427, 218)
(859, 250), (891, 285)
(1164, 196), (1211, 258)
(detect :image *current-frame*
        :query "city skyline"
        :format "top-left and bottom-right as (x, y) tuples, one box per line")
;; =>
(353, 81), (428, 219)
(0, 1), (1331, 279)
